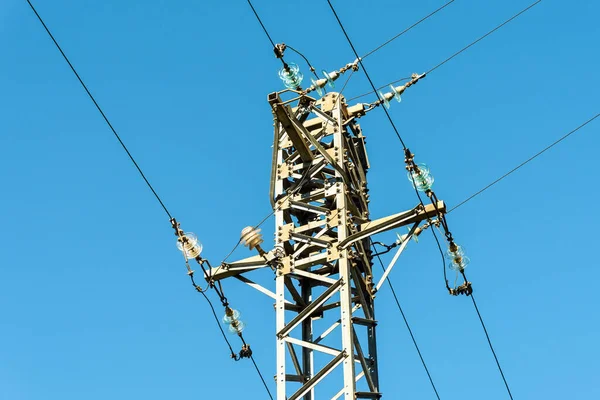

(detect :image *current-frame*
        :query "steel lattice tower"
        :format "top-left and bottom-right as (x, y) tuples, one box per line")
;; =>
(209, 87), (444, 399)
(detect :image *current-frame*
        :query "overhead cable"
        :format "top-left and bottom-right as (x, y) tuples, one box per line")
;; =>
(25, 0), (173, 220)
(249, 355), (275, 400)
(246, 0), (277, 49)
(285, 45), (320, 79)
(348, 0), (542, 101)
(361, 0), (455, 60)
(199, 289), (274, 399)
(247, 0), (294, 74)
(199, 290), (240, 359)
(469, 292), (514, 400)
(425, 0), (542, 75)
(371, 240), (442, 400)
(326, 0), (409, 149)
(449, 113), (599, 213)
(29, 2), (274, 397)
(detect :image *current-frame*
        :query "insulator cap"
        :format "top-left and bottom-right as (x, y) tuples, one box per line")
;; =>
(407, 163), (434, 192)
(446, 244), (470, 271)
(279, 63), (303, 90)
(176, 232), (203, 259)
(223, 308), (241, 324)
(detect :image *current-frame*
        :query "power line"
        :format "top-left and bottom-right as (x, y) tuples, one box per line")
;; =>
(348, 0), (542, 101)
(362, 0), (455, 60)
(371, 240), (442, 400)
(285, 45), (320, 79)
(246, 0), (276, 49)
(199, 290), (240, 359)
(199, 282), (275, 399)
(29, 2), (274, 397)
(447, 114), (600, 400)
(426, 0), (542, 75)
(326, 0), (409, 149)
(25, 0), (173, 220)
(431, 226), (450, 288)
(468, 291), (515, 400)
(449, 112), (599, 213)
(249, 355), (275, 400)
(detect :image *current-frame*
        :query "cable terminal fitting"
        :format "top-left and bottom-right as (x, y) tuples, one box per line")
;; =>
(404, 149), (434, 192)
(239, 344), (253, 359)
(171, 218), (204, 274)
(304, 58), (360, 96)
(274, 43), (286, 58)
(448, 281), (473, 296)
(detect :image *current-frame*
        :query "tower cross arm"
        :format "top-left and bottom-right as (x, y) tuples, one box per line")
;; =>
(206, 252), (275, 282)
(338, 200), (446, 249)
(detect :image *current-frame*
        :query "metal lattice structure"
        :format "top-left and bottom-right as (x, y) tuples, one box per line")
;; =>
(209, 89), (445, 399)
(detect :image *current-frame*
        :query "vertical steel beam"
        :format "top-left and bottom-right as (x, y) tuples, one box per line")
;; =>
(274, 112), (288, 400)
(301, 282), (313, 400)
(332, 95), (357, 399)
(269, 91), (380, 399)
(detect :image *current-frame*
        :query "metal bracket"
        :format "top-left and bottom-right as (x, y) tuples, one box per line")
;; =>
(338, 201), (446, 249)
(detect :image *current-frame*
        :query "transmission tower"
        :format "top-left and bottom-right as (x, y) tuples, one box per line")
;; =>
(206, 62), (446, 399)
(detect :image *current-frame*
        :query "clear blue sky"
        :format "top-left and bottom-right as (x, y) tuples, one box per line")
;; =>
(1, 1), (598, 399)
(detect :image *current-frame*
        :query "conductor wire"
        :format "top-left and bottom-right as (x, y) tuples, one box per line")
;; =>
(469, 293), (514, 400)
(25, 0), (173, 220)
(199, 290), (239, 359)
(361, 0), (455, 59)
(326, 0), (408, 149)
(449, 112), (599, 213)
(286, 45), (320, 79)
(247, 0), (276, 49)
(346, 0), (542, 101)
(371, 239), (442, 399)
(426, 0), (542, 75)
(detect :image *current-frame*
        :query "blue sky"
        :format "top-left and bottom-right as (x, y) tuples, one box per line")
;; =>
(1, 1), (598, 399)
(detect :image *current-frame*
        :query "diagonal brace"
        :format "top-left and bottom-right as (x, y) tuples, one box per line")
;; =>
(277, 278), (343, 338)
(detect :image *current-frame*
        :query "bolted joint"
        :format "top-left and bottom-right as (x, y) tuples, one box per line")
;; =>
(274, 43), (286, 58)
(239, 344), (253, 359)
(449, 281), (473, 296)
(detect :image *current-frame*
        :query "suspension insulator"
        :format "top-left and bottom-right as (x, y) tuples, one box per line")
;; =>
(446, 242), (470, 271)
(407, 163), (434, 192)
(278, 63), (304, 89)
(176, 232), (203, 258)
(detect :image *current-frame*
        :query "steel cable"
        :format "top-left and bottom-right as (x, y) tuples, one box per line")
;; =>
(25, 0), (173, 220)
(348, 0), (542, 101)
(425, 0), (542, 75)
(371, 239), (442, 400)
(361, 0), (455, 60)
(326, 0), (409, 149)
(469, 290), (515, 400)
(449, 112), (599, 213)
